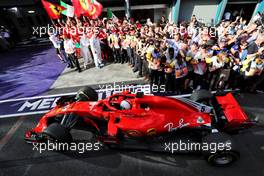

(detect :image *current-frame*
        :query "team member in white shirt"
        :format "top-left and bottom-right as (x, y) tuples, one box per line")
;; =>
(192, 45), (208, 89)
(63, 35), (82, 73)
(80, 33), (92, 69)
(90, 29), (104, 69)
(48, 30), (65, 62)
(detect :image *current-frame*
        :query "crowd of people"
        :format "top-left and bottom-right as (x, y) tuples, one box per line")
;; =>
(49, 14), (264, 94)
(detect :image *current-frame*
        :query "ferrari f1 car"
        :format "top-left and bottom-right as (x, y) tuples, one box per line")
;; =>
(25, 87), (256, 166)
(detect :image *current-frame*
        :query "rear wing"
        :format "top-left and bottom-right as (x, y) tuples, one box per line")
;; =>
(215, 93), (252, 129)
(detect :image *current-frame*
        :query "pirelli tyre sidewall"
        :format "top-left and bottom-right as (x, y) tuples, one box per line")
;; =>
(202, 132), (240, 166)
(207, 150), (240, 166)
(76, 86), (98, 101)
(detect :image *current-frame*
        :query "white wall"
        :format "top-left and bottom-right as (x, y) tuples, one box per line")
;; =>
(179, 0), (218, 25)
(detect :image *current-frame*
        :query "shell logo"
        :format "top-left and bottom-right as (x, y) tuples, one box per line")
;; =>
(126, 130), (142, 137)
(146, 128), (156, 136)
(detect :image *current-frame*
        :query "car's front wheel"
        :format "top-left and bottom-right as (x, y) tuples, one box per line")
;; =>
(42, 123), (72, 143)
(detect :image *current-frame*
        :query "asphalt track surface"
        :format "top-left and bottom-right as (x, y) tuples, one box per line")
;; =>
(0, 92), (264, 176)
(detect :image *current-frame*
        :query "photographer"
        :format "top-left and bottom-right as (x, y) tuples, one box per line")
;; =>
(207, 52), (225, 90)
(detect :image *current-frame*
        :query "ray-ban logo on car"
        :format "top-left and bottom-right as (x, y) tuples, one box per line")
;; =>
(164, 118), (190, 132)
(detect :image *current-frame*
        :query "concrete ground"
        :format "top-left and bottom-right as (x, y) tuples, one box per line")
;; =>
(51, 60), (144, 90)
(0, 92), (264, 176)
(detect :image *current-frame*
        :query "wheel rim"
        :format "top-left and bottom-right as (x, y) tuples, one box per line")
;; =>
(214, 154), (233, 165)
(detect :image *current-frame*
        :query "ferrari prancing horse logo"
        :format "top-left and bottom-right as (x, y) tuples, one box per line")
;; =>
(50, 4), (63, 15)
(79, 0), (97, 15)
(80, 0), (89, 10)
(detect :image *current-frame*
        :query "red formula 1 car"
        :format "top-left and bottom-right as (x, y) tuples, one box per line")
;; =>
(25, 87), (256, 166)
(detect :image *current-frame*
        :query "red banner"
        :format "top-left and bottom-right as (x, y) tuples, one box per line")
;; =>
(41, 0), (65, 19)
(72, 0), (103, 19)
(84, 0), (103, 20)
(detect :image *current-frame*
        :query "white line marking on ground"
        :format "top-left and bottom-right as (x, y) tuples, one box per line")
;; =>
(0, 117), (25, 151)
(22, 152), (39, 176)
(0, 111), (49, 119)
(252, 130), (264, 136)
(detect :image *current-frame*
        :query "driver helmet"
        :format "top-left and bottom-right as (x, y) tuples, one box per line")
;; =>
(120, 100), (132, 110)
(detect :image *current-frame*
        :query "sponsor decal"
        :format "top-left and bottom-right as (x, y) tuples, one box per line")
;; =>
(18, 98), (59, 112)
(197, 116), (205, 123)
(164, 118), (190, 132)
(146, 128), (156, 136)
(126, 130), (142, 137)
(0, 91), (113, 118)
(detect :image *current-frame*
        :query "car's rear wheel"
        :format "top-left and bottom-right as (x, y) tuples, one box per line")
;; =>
(207, 151), (239, 166)
(202, 132), (239, 166)
(76, 86), (98, 101)
(42, 123), (72, 143)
